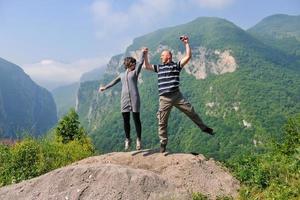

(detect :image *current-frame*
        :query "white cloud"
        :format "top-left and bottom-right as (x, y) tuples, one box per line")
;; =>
(90, 0), (179, 53)
(91, 0), (130, 38)
(20, 0), (235, 90)
(22, 56), (109, 90)
(193, 0), (234, 8)
(90, 0), (234, 52)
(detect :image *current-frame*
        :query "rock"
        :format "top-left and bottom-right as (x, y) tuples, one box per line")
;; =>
(0, 151), (240, 200)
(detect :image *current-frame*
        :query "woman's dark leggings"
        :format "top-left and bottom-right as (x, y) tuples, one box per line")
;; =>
(122, 112), (141, 140)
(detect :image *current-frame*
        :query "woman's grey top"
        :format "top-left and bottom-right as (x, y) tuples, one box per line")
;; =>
(104, 56), (144, 113)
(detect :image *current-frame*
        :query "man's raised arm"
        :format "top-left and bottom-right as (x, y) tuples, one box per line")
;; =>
(179, 36), (192, 68)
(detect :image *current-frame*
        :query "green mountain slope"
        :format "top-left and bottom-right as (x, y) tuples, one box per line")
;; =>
(77, 17), (300, 160)
(52, 82), (79, 119)
(80, 66), (106, 82)
(248, 14), (300, 57)
(52, 66), (106, 119)
(0, 58), (57, 138)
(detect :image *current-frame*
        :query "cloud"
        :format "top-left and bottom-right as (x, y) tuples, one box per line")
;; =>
(91, 0), (129, 38)
(90, 0), (179, 53)
(91, 0), (175, 35)
(22, 57), (109, 90)
(192, 0), (234, 8)
(90, 0), (234, 52)
(20, 0), (235, 90)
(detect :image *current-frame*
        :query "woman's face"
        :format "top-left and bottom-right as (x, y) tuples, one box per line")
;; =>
(128, 62), (136, 71)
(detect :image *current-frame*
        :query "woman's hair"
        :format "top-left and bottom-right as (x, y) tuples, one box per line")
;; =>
(123, 57), (136, 69)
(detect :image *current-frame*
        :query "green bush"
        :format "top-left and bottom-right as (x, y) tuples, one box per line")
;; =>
(7, 139), (42, 184)
(229, 114), (300, 199)
(11, 139), (42, 182)
(0, 144), (12, 186)
(39, 138), (94, 173)
(0, 110), (95, 187)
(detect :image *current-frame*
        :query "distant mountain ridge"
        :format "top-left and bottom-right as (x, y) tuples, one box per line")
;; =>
(52, 65), (106, 119)
(248, 14), (300, 57)
(80, 66), (106, 82)
(248, 14), (300, 40)
(0, 57), (57, 138)
(52, 82), (80, 119)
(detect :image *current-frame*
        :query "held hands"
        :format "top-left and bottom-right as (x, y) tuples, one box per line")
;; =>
(180, 35), (189, 44)
(98, 86), (105, 93)
(142, 47), (148, 55)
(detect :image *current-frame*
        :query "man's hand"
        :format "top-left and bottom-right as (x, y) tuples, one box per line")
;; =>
(98, 86), (105, 93)
(180, 35), (189, 44)
(179, 35), (191, 67)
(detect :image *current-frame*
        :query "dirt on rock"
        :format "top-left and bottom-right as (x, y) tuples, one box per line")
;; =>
(0, 150), (240, 200)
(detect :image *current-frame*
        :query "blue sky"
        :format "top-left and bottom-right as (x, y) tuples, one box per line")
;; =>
(0, 0), (299, 89)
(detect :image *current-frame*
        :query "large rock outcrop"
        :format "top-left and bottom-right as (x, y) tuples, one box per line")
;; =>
(0, 151), (240, 200)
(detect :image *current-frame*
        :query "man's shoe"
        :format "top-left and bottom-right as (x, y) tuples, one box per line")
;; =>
(125, 138), (131, 151)
(203, 127), (214, 135)
(136, 138), (141, 150)
(160, 143), (167, 153)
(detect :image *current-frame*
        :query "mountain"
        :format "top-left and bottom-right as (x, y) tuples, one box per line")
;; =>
(248, 14), (300, 57)
(0, 57), (57, 138)
(76, 16), (300, 160)
(51, 82), (80, 118)
(0, 152), (240, 199)
(80, 66), (106, 82)
(51, 66), (106, 119)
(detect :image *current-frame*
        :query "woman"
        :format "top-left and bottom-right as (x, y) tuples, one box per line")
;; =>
(99, 53), (144, 151)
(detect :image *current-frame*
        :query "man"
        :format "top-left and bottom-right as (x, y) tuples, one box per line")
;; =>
(143, 35), (214, 153)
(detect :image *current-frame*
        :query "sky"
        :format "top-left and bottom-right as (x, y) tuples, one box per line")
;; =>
(0, 0), (299, 90)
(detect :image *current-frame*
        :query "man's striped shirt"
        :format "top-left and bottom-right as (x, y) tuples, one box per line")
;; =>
(153, 61), (182, 96)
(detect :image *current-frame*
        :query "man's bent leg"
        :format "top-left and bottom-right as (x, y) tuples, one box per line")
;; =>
(174, 93), (208, 131)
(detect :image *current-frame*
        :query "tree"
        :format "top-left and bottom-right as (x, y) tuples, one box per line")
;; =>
(280, 114), (300, 156)
(55, 108), (85, 143)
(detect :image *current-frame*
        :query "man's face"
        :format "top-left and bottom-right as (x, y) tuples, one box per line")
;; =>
(160, 51), (171, 64)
